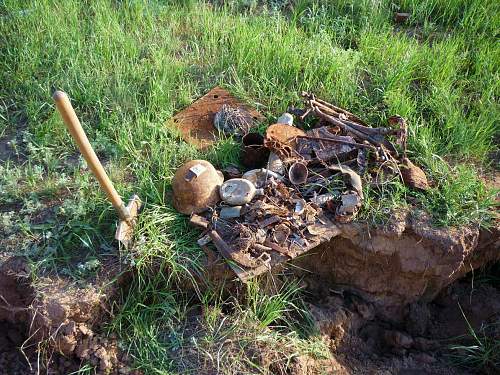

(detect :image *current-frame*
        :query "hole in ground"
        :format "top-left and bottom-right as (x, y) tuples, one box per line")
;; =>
(0, 321), (30, 374)
(0, 257), (34, 374)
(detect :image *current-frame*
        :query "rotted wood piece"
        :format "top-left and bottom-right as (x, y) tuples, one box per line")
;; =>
(169, 87), (264, 149)
(296, 135), (376, 151)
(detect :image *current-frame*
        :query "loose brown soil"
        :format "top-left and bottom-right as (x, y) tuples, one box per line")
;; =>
(303, 277), (499, 375)
(0, 255), (137, 374)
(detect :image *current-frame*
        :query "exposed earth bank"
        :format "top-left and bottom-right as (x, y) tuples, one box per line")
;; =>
(294, 212), (499, 322)
(0, 256), (136, 374)
(0, 216), (498, 374)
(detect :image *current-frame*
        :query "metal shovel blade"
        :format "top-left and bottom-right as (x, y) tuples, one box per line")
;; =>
(115, 194), (142, 248)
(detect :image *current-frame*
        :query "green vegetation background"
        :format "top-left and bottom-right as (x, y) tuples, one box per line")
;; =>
(0, 1), (498, 373)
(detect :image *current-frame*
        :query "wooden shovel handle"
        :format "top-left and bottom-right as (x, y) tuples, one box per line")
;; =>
(53, 91), (130, 221)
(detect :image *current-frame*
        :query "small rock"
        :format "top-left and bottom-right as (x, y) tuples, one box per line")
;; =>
(78, 323), (93, 337)
(400, 158), (429, 191)
(75, 337), (91, 359)
(277, 113), (293, 125)
(46, 300), (68, 323)
(414, 352), (436, 364)
(384, 330), (414, 349)
(56, 334), (77, 355)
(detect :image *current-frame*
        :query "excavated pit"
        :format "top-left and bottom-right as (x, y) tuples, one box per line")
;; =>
(280, 214), (500, 374)
(292, 212), (500, 322)
(0, 214), (498, 374)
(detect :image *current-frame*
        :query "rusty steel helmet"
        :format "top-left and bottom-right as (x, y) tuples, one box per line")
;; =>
(172, 160), (224, 215)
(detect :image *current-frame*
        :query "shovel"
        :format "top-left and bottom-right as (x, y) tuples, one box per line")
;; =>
(53, 90), (141, 248)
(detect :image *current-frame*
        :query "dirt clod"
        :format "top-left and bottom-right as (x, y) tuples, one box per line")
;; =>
(406, 302), (431, 336)
(383, 330), (414, 349)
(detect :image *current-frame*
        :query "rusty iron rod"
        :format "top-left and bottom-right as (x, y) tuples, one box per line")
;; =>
(296, 135), (377, 151)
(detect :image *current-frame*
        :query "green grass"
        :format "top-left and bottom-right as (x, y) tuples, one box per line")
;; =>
(448, 304), (500, 373)
(0, 0), (499, 373)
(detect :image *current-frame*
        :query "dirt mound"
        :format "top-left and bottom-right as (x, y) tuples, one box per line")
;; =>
(0, 255), (137, 374)
(293, 212), (500, 321)
(29, 280), (118, 372)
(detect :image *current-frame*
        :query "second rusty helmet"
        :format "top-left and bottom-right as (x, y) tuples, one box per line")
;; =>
(172, 160), (224, 215)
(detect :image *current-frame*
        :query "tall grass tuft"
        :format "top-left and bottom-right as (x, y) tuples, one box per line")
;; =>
(448, 304), (500, 373)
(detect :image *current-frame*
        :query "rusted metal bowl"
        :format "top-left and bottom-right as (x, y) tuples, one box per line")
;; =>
(172, 160), (224, 215)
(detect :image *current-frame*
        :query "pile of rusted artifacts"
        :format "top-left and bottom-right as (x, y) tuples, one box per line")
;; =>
(171, 90), (429, 281)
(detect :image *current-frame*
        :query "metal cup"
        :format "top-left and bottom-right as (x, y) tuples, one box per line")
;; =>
(241, 132), (270, 169)
(289, 162), (308, 185)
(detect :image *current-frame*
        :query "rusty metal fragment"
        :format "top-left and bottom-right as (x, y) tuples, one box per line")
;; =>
(400, 158), (430, 191)
(394, 12), (410, 23)
(265, 123), (306, 148)
(258, 215), (281, 228)
(241, 132), (270, 169)
(169, 86), (264, 149)
(189, 214), (209, 229)
(273, 223), (291, 244)
(289, 162), (308, 185)
(209, 229), (260, 269)
(326, 164), (363, 199)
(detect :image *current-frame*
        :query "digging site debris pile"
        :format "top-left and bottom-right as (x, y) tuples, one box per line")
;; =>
(174, 91), (430, 281)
